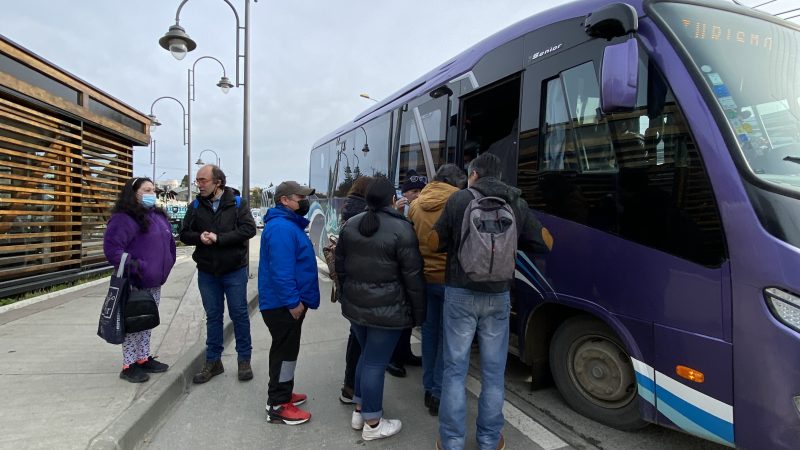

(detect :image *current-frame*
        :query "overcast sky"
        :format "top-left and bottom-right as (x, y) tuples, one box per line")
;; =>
(1, 0), (798, 190)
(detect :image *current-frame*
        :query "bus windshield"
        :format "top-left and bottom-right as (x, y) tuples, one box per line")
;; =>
(652, 2), (800, 194)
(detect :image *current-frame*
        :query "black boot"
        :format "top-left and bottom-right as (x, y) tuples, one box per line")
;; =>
(193, 360), (224, 384)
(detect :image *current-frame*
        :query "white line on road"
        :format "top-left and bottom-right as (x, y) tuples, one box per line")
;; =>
(465, 376), (568, 450)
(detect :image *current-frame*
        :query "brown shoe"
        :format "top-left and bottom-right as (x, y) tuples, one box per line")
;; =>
(238, 360), (253, 381)
(435, 439), (443, 450)
(496, 434), (505, 450)
(193, 360), (224, 384)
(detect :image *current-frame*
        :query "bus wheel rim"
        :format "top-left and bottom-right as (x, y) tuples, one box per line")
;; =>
(567, 335), (637, 408)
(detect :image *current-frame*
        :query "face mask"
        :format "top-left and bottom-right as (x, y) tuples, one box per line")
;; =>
(202, 184), (219, 201)
(141, 194), (157, 208)
(295, 199), (310, 217)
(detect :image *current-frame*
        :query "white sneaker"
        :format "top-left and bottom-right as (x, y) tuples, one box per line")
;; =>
(361, 418), (402, 441)
(351, 410), (364, 430)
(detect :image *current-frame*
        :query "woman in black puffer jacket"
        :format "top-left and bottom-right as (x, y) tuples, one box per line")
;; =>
(338, 176), (372, 405)
(335, 177), (425, 441)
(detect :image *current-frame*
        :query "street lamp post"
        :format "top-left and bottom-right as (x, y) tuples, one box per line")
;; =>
(196, 149), (221, 168)
(160, 0), (256, 205)
(187, 55), (232, 198)
(150, 139), (157, 181)
(148, 96), (189, 200)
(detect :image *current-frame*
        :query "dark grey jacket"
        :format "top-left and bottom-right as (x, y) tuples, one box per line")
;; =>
(335, 207), (426, 328)
(434, 177), (549, 293)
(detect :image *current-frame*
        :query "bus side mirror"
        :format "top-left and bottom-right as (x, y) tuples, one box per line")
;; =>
(600, 38), (638, 113)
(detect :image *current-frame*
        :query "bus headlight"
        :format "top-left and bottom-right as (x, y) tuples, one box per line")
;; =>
(765, 287), (800, 333)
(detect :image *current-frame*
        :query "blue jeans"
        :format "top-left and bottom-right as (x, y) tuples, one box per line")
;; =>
(422, 283), (445, 398)
(350, 322), (402, 421)
(439, 287), (510, 450)
(198, 266), (252, 361)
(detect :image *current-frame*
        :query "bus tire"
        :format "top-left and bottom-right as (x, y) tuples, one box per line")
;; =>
(549, 316), (647, 431)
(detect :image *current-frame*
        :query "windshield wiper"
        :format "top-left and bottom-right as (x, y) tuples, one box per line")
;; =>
(784, 156), (800, 165)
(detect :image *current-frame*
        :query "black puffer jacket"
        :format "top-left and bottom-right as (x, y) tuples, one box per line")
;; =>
(341, 194), (367, 222)
(179, 187), (257, 276)
(335, 207), (426, 329)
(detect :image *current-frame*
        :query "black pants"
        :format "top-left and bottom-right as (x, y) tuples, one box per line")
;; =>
(262, 307), (304, 406)
(343, 328), (362, 389)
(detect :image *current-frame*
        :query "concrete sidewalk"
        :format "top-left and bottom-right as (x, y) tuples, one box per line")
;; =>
(0, 236), (261, 450)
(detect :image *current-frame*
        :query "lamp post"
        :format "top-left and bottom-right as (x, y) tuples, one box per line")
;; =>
(187, 55), (232, 198)
(196, 149), (221, 168)
(150, 139), (157, 181)
(359, 93), (380, 103)
(148, 96), (189, 200)
(160, 0), (256, 205)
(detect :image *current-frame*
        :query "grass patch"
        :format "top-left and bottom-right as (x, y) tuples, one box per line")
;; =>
(0, 269), (113, 306)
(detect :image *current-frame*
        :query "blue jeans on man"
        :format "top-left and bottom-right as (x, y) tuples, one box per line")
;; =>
(422, 283), (445, 400)
(350, 322), (402, 421)
(439, 287), (510, 450)
(198, 266), (252, 362)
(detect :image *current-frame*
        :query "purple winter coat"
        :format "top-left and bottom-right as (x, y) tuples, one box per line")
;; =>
(103, 210), (177, 288)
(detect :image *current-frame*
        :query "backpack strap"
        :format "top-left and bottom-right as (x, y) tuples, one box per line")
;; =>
(235, 195), (241, 209)
(192, 199), (199, 209)
(467, 187), (482, 200)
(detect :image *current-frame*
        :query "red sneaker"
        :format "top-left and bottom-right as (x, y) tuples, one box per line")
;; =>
(268, 402), (311, 425)
(291, 392), (307, 406)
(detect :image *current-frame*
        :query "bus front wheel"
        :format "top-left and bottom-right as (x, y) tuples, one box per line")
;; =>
(549, 316), (647, 431)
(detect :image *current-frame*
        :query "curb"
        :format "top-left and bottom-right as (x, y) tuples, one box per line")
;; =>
(87, 289), (260, 450)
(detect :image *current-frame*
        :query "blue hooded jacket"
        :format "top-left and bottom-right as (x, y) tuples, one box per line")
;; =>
(258, 205), (320, 311)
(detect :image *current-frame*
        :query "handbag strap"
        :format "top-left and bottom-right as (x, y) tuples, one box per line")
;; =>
(117, 253), (129, 278)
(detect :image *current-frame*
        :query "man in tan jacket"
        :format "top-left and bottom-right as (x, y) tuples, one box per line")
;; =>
(408, 164), (466, 416)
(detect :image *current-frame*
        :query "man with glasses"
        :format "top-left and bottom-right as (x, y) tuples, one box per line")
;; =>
(180, 165), (257, 384)
(259, 181), (320, 425)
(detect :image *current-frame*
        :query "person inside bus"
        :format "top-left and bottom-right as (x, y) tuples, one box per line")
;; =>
(335, 176), (426, 441)
(387, 171), (427, 378)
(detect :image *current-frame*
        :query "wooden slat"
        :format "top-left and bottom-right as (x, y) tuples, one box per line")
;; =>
(0, 240), (81, 252)
(0, 147), (82, 171)
(0, 173), (80, 189)
(0, 120), (81, 150)
(0, 259), (80, 278)
(0, 97), (81, 131)
(0, 158), (73, 178)
(0, 197), (80, 206)
(83, 130), (135, 152)
(0, 135), (79, 161)
(0, 106), (82, 141)
(3, 221), (81, 227)
(0, 249), (81, 265)
(0, 210), (79, 216)
(0, 230), (81, 240)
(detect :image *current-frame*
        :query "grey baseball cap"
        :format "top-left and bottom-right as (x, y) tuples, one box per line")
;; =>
(275, 181), (315, 199)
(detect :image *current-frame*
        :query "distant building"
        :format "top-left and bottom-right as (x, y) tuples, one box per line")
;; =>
(0, 35), (151, 296)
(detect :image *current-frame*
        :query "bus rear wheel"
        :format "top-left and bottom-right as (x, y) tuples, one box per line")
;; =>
(549, 316), (647, 431)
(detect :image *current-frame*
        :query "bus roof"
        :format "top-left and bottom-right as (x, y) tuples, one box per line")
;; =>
(312, 0), (769, 150)
(312, 0), (649, 149)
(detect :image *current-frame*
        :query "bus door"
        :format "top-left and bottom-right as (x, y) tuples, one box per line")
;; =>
(520, 36), (732, 439)
(395, 95), (448, 186)
(456, 74), (546, 358)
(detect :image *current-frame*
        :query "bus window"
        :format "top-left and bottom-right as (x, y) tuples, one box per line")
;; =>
(523, 51), (726, 267)
(309, 143), (329, 199)
(358, 115), (391, 179)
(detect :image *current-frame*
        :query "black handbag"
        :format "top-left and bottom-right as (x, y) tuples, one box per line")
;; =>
(124, 287), (160, 333)
(120, 252), (160, 333)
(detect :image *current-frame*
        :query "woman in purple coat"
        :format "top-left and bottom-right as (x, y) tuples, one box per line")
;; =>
(103, 177), (176, 383)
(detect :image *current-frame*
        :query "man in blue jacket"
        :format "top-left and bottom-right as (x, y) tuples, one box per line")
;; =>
(259, 181), (320, 425)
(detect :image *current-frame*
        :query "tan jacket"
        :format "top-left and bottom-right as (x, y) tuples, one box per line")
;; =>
(408, 181), (460, 284)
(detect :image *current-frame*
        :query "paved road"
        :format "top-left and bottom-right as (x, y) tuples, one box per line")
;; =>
(146, 280), (559, 450)
(146, 274), (726, 450)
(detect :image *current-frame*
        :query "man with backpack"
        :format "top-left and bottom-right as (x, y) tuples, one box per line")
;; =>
(180, 165), (257, 384)
(432, 153), (551, 450)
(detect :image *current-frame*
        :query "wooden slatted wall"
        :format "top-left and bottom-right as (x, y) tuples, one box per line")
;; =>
(0, 93), (133, 281)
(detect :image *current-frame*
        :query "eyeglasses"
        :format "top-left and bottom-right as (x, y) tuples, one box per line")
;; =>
(408, 175), (427, 183)
(194, 178), (214, 185)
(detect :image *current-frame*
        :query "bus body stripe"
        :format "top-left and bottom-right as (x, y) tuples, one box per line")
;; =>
(631, 358), (734, 446)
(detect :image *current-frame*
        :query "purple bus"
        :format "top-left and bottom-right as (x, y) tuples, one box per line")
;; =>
(307, 1), (800, 447)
